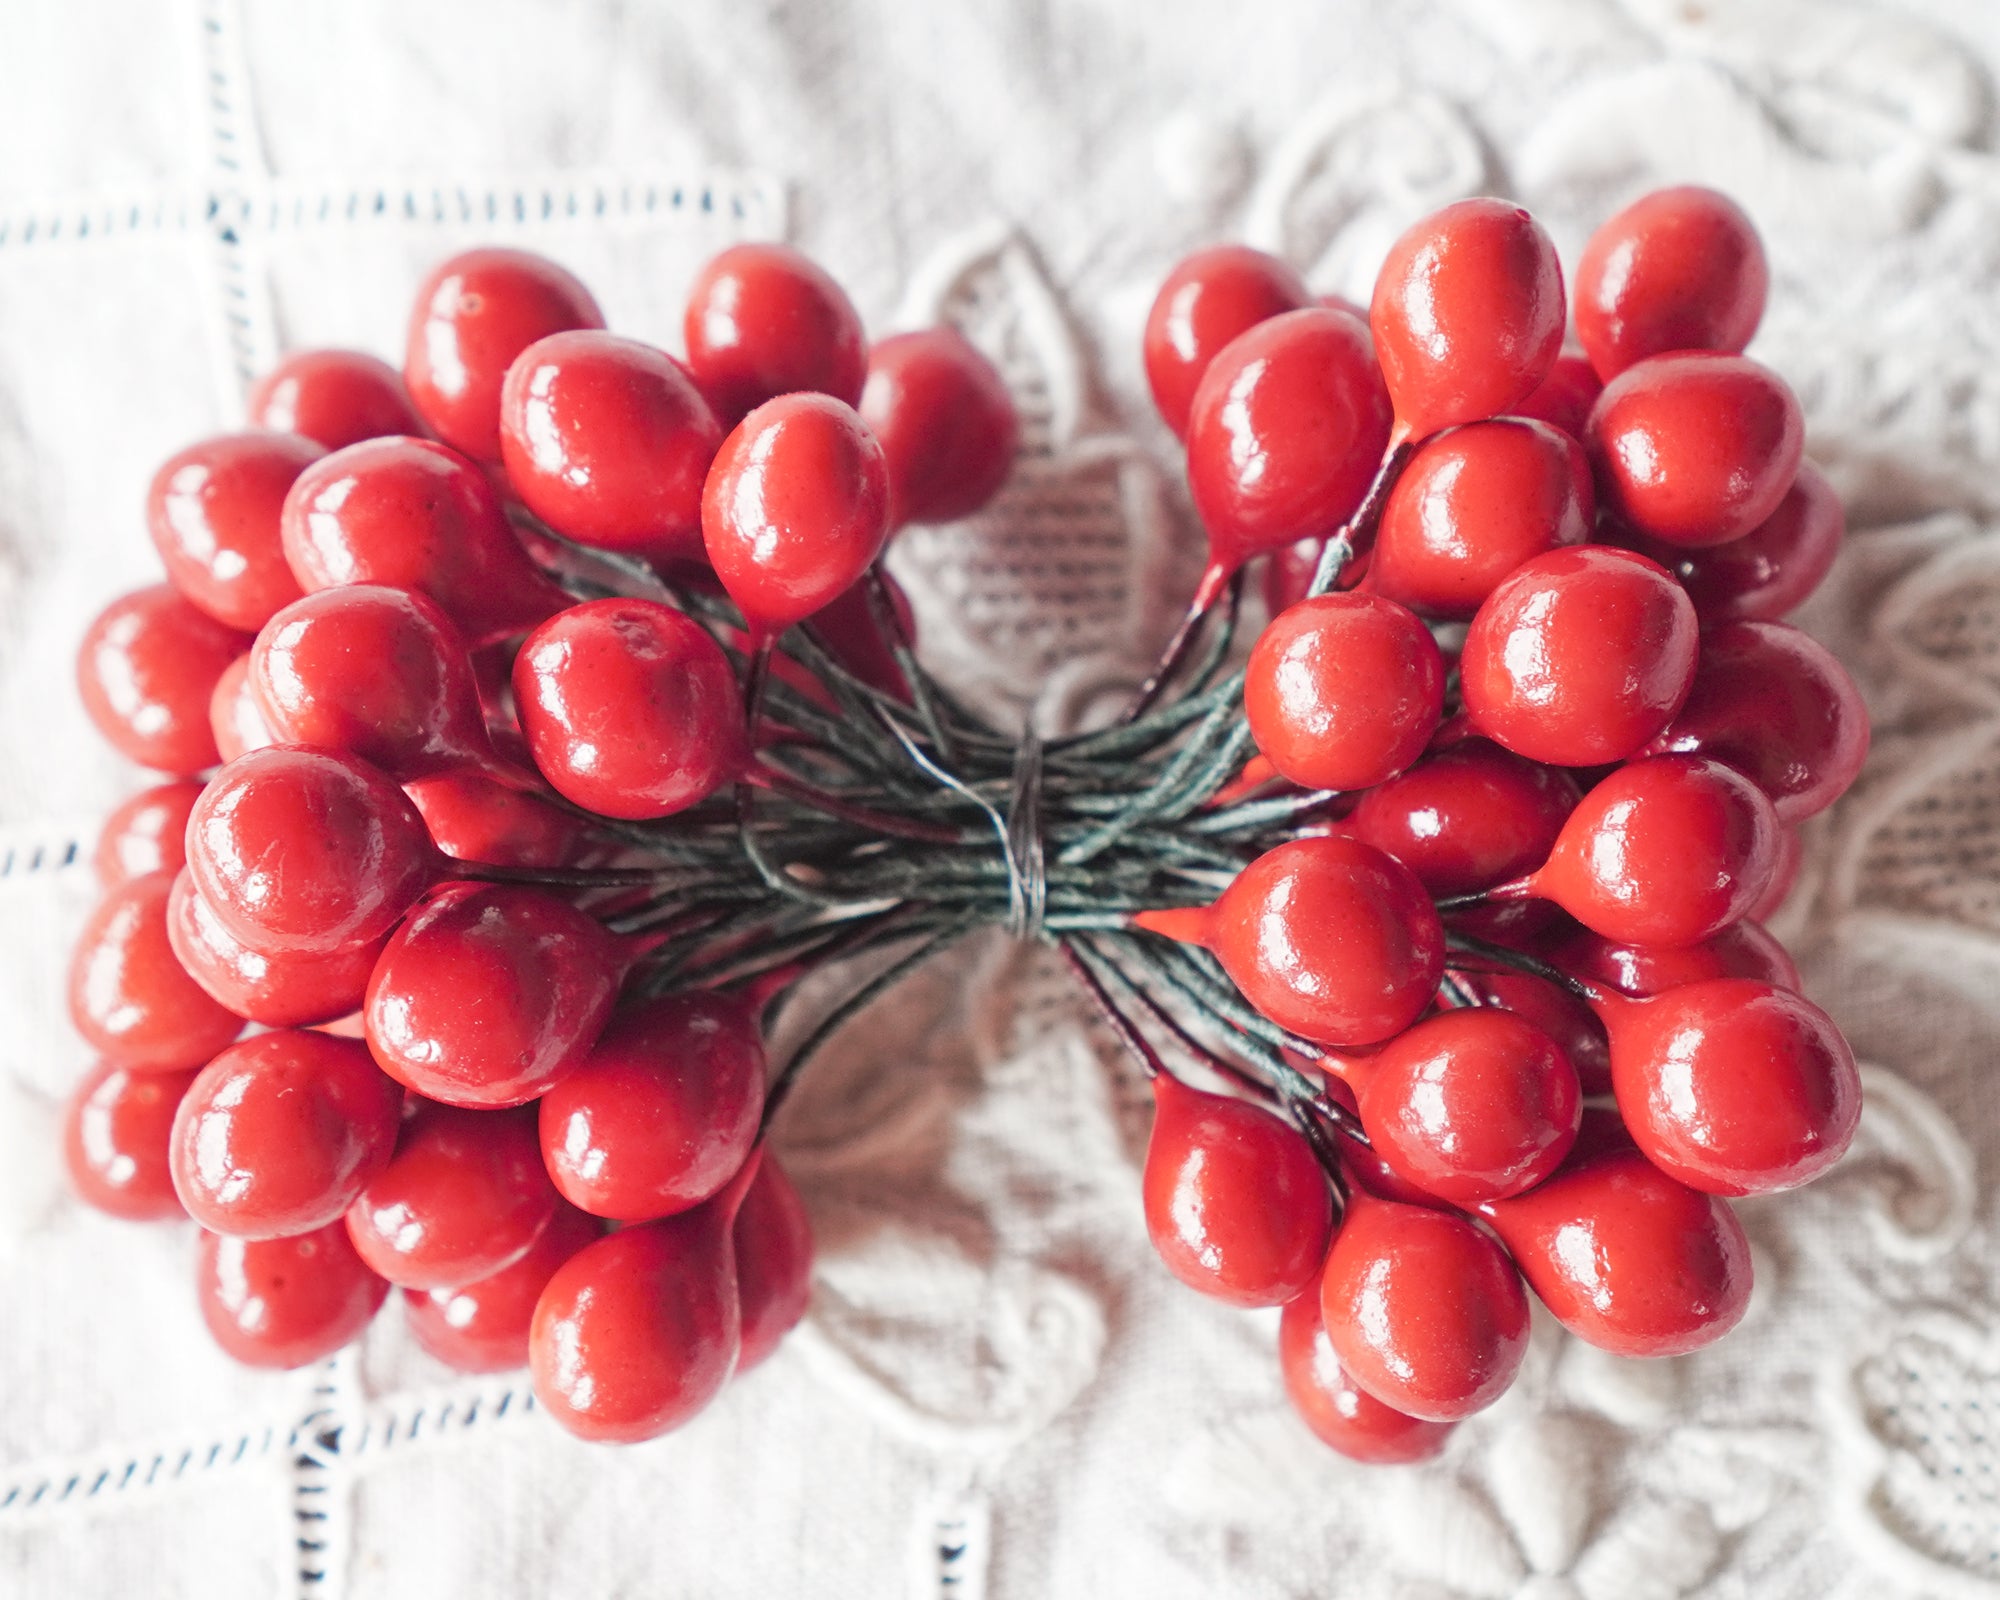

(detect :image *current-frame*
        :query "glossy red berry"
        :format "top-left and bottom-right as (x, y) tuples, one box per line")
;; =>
(1644, 620), (1869, 824)
(734, 1154), (814, 1373)
(1370, 198), (1565, 443)
(1453, 972), (1612, 1097)
(1512, 348), (1602, 440)
(1319, 1190), (1530, 1422)
(281, 435), (568, 647)
(405, 1200), (600, 1374)
(197, 1221), (388, 1368)
(1244, 594), (1444, 791)
(860, 328), (1018, 525)
(1143, 246), (1311, 438)
(405, 248), (605, 461)
(1185, 308), (1393, 606)
(683, 243), (867, 426)
(1277, 1290), (1454, 1464)
(1544, 917), (1800, 998)
(406, 770), (586, 869)
(95, 780), (204, 889)
(1597, 978), (1862, 1196)
(1141, 1074), (1333, 1307)
(1139, 836), (1443, 1048)
(251, 584), (495, 782)
(209, 655), (276, 765)
(1480, 1115), (1753, 1356)
(1261, 536), (1325, 620)
(1347, 1008), (1580, 1205)
(530, 1173), (749, 1442)
(77, 584), (248, 775)
(1575, 187), (1767, 381)
(1524, 754), (1779, 948)
(68, 871), (242, 1071)
(498, 330), (722, 565)
(1369, 418), (1594, 619)
(1348, 738), (1579, 897)
(148, 432), (324, 631)
(1618, 460), (1843, 623)
(63, 1059), (199, 1220)
(248, 349), (425, 451)
(170, 1031), (402, 1239)
(345, 1100), (558, 1289)
(701, 393), (892, 639)
(513, 597), (746, 818)
(186, 747), (438, 956)
(365, 882), (623, 1108)
(1461, 546), (1698, 766)
(539, 993), (765, 1222)
(804, 569), (916, 699)
(167, 868), (386, 1028)
(1587, 352), (1803, 547)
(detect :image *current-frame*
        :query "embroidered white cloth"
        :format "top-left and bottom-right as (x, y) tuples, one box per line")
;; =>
(3, 1), (1999, 1595)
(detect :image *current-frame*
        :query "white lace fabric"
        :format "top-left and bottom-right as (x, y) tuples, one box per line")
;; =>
(2, 1), (1998, 1595)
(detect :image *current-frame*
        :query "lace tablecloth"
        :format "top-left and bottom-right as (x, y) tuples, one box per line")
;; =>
(4, 1), (1999, 1595)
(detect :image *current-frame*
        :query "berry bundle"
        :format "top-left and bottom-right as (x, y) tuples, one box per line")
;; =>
(66, 186), (1866, 1462)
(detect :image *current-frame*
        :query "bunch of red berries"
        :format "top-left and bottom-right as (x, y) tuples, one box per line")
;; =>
(1125, 187), (1866, 1463)
(65, 184), (1864, 1463)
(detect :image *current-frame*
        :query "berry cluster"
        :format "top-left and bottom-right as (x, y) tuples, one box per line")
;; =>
(66, 185), (1864, 1466)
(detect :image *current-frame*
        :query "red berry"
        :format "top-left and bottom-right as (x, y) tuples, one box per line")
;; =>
(281, 435), (568, 647)
(513, 597), (746, 819)
(1140, 836), (1443, 1048)
(1370, 198), (1565, 442)
(1261, 537), (1325, 620)
(1749, 823), (1803, 923)
(209, 655), (276, 765)
(406, 770), (586, 869)
(701, 393), (892, 639)
(1348, 738), (1579, 897)
(530, 1178), (746, 1441)
(683, 243), (867, 425)
(1143, 246), (1311, 437)
(1587, 352), (1803, 547)
(860, 327), (1018, 525)
(345, 1100), (557, 1289)
(1461, 546), (1698, 765)
(1544, 917), (1800, 998)
(1277, 1290), (1454, 1464)
(539, 993), (766, 1221)
(1597, 978), (1861, 1196)
(1244, 594), (1444, 791)
(167, 868), (386, 1028)
(1527, 754), (1779, 948)
(63, 1059), (199, 1221)
(1319, 1190), (1530, 1421)
(248, 349), (425, 451)
(1348, 1008), (1580, 1205)
(804, 569), (916, 700)
(405, 248), (605, 461)
(1452, 972), (1612, 1097)
(365, 882), (623, 1108)
(148, 432), (324, 631)
(77, 584), (248, 775)
(1511, 348), (1602, 440)
(171, 1031), (402, 1239)
(1575, 187), (1767, 381)
(499, 330), (722, 565)
(405, 1200), (600, 1373)
(251, 584), (494, 782)
(1617, 460), (1843, 623)
(1480, 1113), (1753, 1356)
(95, 780), (204, 889)
(186, 747), (437, 956)
(68, 871), (242, 1070)
(1185, 307), (1392, 604)
(1644, 620), (1869, 824)
(733, 1154), (814, 1373)
(1370, 418), (1594, 619)
(197, 1221), (388, 1368)
(1142, 1074), (1333, 1307)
